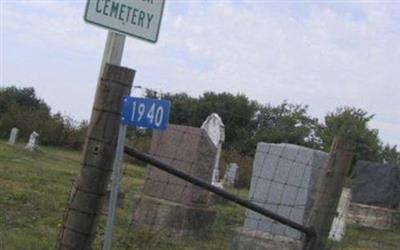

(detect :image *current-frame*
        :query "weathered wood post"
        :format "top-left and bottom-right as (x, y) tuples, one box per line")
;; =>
(306, 136), (354, 250)
(58, 63), (135, 250)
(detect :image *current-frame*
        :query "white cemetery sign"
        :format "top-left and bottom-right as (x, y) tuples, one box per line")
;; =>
(201, 113), (225, 187)
(84, 0), (165, 43)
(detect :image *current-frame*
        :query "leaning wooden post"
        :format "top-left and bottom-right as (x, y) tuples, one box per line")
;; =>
(59, 64), (135, 250)
(305, 136), (354, 250)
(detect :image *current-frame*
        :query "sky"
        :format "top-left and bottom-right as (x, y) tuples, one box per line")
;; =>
(1, 0), (399, 147)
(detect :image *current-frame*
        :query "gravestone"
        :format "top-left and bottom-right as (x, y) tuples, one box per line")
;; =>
(133, 124), (217, 239)
(25, 131), (39, 152)
(352, 160), (400, 209)
(232, 143), (328, 249)
(8, 128), (19, 145)
(201, 113), (225, 187)
(224, 163), (239, 186)
(328, 188), (352, 241)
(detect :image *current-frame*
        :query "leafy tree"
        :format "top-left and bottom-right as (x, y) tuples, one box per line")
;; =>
(0, 86), (48, 115)
(148, 90), (258, 153)
(161, 92), (199, 126)
(380, 144), (400, 164)
(196, 92), (258, 152)
(0, 87), (50, 139)
(318, 107), (382, 162)
(0, 86), (87, 149)
(252, 101), (320, 151)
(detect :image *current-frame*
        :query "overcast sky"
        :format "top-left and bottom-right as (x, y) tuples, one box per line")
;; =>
(1, 0), (399, 147)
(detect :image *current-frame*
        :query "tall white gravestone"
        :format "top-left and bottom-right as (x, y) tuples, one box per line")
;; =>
(201, 113), (225, 187)
(224, 163), (239, 185)
(328, 188), (352, 241)
(8, 128), (19, 145)
(25, 131), (39, 152)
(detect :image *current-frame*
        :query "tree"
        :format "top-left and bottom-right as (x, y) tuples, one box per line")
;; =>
(252, 101), (320, 151)
(380, 144), (400, 164)
(0, 87), (51, 139)
(161, 92), (199, 126)
(0, 86), (87, 149)
(318, 107), (382, 162)
(196, 92), (258, 152)
(0, 86), (48, 115)
(148, 90), (258, 153)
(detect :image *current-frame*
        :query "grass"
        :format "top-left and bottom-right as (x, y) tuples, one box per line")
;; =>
(0, 141), (79, 249)
(0, 140), (246, 249)
(0, 139), (399, 249)
(330, 224), (400, 250)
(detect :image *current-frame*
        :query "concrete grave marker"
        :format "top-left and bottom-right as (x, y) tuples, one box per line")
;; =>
(352, 160), (400, 209)
(348, 161), (400, 231)
(329, 188), (352, 241)
(232, 143), (328, 249)
(224, 163), (239, 186)
(8, 128), (19, 145)
(134, 124), (217, 239)
(25, 131), (39, 152)
(201, 113), (225, 187)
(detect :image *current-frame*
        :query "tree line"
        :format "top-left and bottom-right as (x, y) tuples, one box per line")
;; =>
(0, 86), (87, 149)
(1, 86), (399, 164)
(147, 89), (399, 164)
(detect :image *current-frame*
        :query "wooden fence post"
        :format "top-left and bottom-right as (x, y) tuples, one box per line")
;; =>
(59, 64), (135, 249)
(306, 136), (354, 250)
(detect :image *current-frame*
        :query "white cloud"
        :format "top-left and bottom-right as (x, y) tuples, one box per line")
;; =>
(2, 1), (400, 146)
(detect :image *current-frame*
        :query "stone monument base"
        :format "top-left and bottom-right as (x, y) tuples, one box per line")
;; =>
(230, 227), (303, 250)
(347, 202), (400, 230)
(133, 195), (216, 240)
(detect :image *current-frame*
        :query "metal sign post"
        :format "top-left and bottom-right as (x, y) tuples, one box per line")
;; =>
(82, 1), (165, 249)
(103, 96), (171, 250)
(103, 124), (127, 250)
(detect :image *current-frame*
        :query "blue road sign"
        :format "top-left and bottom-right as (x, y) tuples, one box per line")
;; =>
(121, 96), (171, 130)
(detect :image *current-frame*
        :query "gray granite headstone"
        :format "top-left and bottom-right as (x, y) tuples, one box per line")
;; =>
(244, 143), (328, 240)
(352, 161), (400, 209)
(143, 124), (217, 205)
(8, 128), (19, 145)
(134, 124), (217, 239)
(224, 163), (239, 185)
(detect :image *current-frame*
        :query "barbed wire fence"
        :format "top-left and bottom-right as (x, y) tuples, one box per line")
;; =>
(119, 125), (317, 250)
(1, 119), (400, 249)
(96, 124), (400, 250)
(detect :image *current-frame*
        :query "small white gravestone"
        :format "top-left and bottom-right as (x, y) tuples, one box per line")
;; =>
(201, 113), (225, 187)
(25, 131), (39, 152)
(224, 163), (239, 185)
(8, 128), (19, 145)
(329, 188), (352, 241)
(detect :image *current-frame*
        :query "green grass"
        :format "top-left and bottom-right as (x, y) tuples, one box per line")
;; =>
(0, 140), (398, 249)
(330, 224), (400, 250)
(0, 140), (246, 249)
(0, 141), (80, 249)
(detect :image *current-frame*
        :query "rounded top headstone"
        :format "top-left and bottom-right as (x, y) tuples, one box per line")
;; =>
(201, 113), (225, 147)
